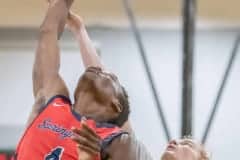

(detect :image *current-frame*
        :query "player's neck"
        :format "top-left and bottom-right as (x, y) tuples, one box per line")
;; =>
(73, 95), (95, 116)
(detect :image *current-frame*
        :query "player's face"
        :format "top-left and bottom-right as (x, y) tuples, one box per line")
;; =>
(74, 67), (123, 121)
(161, 139), (203, 160)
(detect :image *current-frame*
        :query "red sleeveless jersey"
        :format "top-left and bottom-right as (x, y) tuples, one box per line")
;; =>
(15, 95), (126, 160)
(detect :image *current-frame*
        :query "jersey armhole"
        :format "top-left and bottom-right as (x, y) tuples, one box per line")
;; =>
(33, 95), (72, 125)
(101, 132), (128, 159)
(40, 95), (72, 111)
(15, 95), (72, 154)
(37, 94), (71, 114)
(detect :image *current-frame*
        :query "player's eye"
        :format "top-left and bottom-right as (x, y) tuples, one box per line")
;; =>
(180, 142), (193, 148)
(109, 74), (118, 81)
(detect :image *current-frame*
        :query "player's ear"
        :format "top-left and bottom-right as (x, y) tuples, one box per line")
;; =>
(111, 99), (122, 113)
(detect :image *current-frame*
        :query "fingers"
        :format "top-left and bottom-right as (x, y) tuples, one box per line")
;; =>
(72, 133), (100, 153)
(82, 122), (99, 139)
(68, 11), (82, 21)
(66, 11), (83, 32)
(71, 123), (101, 155)
(66, 12), (74, 29)
(77, 143), (99, 156)
(67, 11), (74, 21)
(46, 0), (54, 5)
(68, 11), (78, 20)
(72, 127), (100, 146)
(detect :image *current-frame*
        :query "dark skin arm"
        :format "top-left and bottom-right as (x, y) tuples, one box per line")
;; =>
(26, 0), (73, 126)
(67, 12), (133, 133)
(72, 122), (153, 160)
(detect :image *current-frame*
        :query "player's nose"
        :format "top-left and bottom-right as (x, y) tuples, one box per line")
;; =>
(168, 139), (178, 146)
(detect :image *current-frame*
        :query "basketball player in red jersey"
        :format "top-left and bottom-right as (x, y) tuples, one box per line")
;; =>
(14, 0), (153, 159)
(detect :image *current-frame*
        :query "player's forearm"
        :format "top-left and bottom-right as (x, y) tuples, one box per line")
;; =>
(106, 134), (153, 160)
(32, 0), (71, 95)
(33, 37), (61, 95)
(33, 42), (60, 79)
(75, 26), (104, 69)
(121, 120), (134, 133)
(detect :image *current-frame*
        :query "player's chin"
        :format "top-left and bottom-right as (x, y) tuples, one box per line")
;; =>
(79, 72), (98, 85)
(161, 150), (177, 160)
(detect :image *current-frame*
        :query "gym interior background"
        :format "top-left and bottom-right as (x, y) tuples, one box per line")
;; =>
(0, 0), (239, 159)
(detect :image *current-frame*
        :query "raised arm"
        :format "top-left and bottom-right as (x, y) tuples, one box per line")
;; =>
(66, 12), (133, 133)
(27, 0), (73, 126)
(66, 12), (104, 69)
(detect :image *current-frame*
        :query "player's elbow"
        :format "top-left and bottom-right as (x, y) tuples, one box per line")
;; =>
(39, 24), (57, 36)
(32, 66), (44, 83)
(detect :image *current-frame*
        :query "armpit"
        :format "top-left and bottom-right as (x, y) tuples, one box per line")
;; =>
(25, 93), (46, 127)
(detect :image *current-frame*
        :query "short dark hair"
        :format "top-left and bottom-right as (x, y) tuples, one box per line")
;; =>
(108, 86), (130, 127)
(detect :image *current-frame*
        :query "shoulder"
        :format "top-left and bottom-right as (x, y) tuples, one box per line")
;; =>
(104, 134), (153, 160)
(35, 94), (71, 113)
(44, 95), (72, 107)
(26, 94), (71, 127)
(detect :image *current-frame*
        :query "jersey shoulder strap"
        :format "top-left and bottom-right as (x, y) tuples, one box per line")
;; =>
(39, 95), (72, 112)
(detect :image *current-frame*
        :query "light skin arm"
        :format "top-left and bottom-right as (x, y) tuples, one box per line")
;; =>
(105, 134), (153, 160)
(26, 0), (73, 126)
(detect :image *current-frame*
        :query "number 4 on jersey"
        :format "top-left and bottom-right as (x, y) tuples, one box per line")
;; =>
(45, 147), (64, 160)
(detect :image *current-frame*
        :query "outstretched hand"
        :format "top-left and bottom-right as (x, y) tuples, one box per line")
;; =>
(71, 120), (101, 160)
(67, 11), (84, 34)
